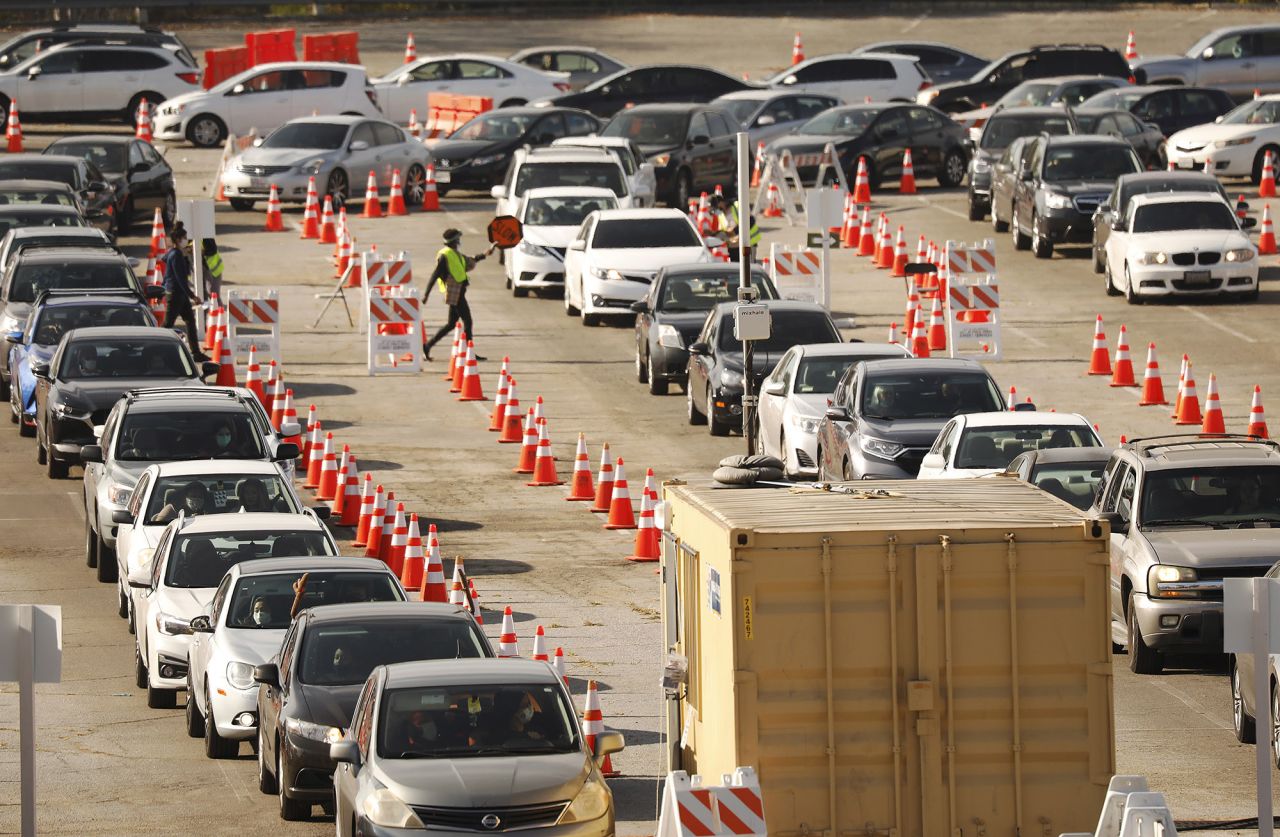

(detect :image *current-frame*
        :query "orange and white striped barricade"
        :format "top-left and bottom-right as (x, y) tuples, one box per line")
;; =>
(656, 768), (768, 837)
(368, 292), (420, 375)
(360, 251), (413, 333)
(706, 768), (767, 837)
(943, 238), (1002, 360)
(225, 289), (281, 365)
(768, 244), (822, 305)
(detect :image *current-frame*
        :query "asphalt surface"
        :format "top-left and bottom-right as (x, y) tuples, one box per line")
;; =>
(3, 7), (1280, 836)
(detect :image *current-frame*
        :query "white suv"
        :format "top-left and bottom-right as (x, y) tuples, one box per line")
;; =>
(0, 42), (200, 122)
(765, 53), (929, 103)
(154, 62), (381, 148)
(491, 146), (633, 218)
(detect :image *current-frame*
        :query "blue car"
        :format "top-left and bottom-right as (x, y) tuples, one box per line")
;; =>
(7, 290), (153, 435)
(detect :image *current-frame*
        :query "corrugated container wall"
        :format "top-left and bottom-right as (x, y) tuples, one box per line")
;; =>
(660, 478), (1115, 837)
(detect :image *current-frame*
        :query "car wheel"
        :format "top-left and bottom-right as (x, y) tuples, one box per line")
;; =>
(1010, 206), (1029, 250)
(125, 92), (163, 124)
(1092, 244), (1105, 274)
(581, 309), (600, 327)
(636, 346), (648, 383)
(778, 430), (792, 477)
(1253, 145), (1280, 185)
(1124, 265), (1140, 305)
(403, 163), (426, 207)
(204, 687), (238, 758)
(185, 676), (205, 738)
(325, 169), (350, 209)
(512, 285), (529, 298)
(647, 352), (668, 395)
(36, 432), (46, 465)
(117, 583), (128, 619)
(1126, 593), (1163, 674)
(96, 534), (117, 583)
(135, 649), (148, 689)
(85, 521), (98, 568)
(258, 729), (278, 794)
(1232, 659), (1257, 743)
(228, 198), (256, 212)
(18, 415), (33, 437)
(966, 193), (984, 221)
(564, 280), (579, 315)
(1271, 683), (1280, 768)
(938, 149), (966, 188)
(675, 170), (693, 210)
(279, 746), (309, 821)
(687, 382), (706, 425)
(708, 386), (729, 437)
(147, 682), (177, 709)
(185, 114), (227, 149)
(47, 447), (68, 479)
(992, 202), (1008, 233)
(842, 458), (854, 481)
(1031, 213), (1053, 258)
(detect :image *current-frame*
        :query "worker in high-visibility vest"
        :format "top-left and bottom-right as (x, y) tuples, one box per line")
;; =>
(201, 238), (223, 301)
(422, 228), (494, 361)
(727, 200), (761, 262)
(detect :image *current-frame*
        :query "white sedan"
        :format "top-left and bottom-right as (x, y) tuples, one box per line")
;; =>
(1104, 192), (1258, 303)
(756, 342), (910, 478)
(918, 411), (1103, 480)
(1166, 95), (1280, 181)
(506, 186), (618, 296)
(563, 207), (711, 326)
(372, 54), (570, 124)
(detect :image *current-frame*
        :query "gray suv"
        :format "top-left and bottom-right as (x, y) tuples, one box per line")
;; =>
(1091, 435), (1280, 675)
(1133, 25), (1280, 99)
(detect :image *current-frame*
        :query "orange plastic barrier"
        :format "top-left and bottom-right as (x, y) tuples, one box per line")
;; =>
(245, 29), (297, 65)
(202, 47), (251, 89)
(302, 32), (359, 64)
(424, 93), (493, 137)
(331, 32), (360, 64)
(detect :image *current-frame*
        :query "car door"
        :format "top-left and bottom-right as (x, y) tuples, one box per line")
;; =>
(343, 121), (381, 184)
(83, 404), (119, 524)
(370, 121), (413, 186)
(551, 51), (604, 90)
(334, 673), (377, 822)
(1102, 463), (1139, 623)
(529, 112), (568, 147)
(1105, 200), (1137, 277)
(869, 109), (910, 182)
(906, 106), (948, 174)
(1175, 89), (1229, 135)
(600, 68), (660, 113)
(1115, 112), (1160, 166)
(1195, 31), (1259, 97)
(684, 111), (717, 189)
(563, 215), (594, 308)
(20, 48), (84, 113)
(293, 68), (347, 119)
(384, 60), (453, 123)
(451, 59), (516, 102)
(81, 49), (150, 113)
(563, 110), (599, 138)
(127, 140), (162, 213)
(190, 574), (231, 708)
(260, 615), (300, 756)
(1252, 30), (1280, 96)
(783, 58), (844, 98)
(225, 69), (291, 135)
(704, 111), (738, 186)
(1011, 138), (1044, 231)
(757, 348), (797, 457)
(134, 528), (173, 665)
(115, 470), (152, 572)
(687, 312), (718, 414)
(1094, 180), (1122, 263)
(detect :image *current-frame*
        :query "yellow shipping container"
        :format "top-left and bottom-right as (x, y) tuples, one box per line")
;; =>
(659, 478), (1114, 837)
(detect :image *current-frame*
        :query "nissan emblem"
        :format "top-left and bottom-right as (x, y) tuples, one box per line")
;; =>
(481, 814), (502, 830)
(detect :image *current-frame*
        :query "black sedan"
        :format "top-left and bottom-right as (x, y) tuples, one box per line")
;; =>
(1081, 85), (1236, 138)
(1002, 446), (1113, 510)
(34, 325), (213, 478)
(0, 154), (116, 238)
(687, 300), (841, 437)
(766, 104), (969, 191)
(44, 135), (176, 229)
(853, 41), (988, 84)
(1072, 107), (1165, 169)
(601, 103), (741, 206)
(254, 602), (493, 821)
(428, 106), (601, 192)
(547, 63), (753, 118)
(632, 263), (777, 395)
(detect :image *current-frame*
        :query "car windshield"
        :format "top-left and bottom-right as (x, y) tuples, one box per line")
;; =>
(300, 621), (489, 687)
(0, 186), (75, 207)
(657, 270), (773, 312)
(1220, 99), (1280, 125)
(33, 304), (148, 344)
(0, 211), (83, 239)
(995, 82), (1059, 108)
(717, 310), (840, 352)
(262, 122), (349, 150)
(799, 108), (880, 137)
(523, 195), (616, 227)
(116, 410), (266, 462)
(715, 99), (760, 125)
(861, 371), (1003, 419)
(46, 141), (127, 174)
(378, 683), (578, 759)
(601, 112), (690, 145)
(163, 530), (335, 589)
(0, 162), (76, 187)
(955, 425), (1099, 470)
(1030, 462), (1107, 510)
(1042, 145), (1138, 182)
(980, 115), (1073, 149)
(793, 356), (897, 395)
(1118, 179), (1222, 215)
(450, 112), (534, 141)
(1132, 200), (1237, 232)
(513, 162), (626, 197)
(1083, 89), (1145, 110)
(144, 473), (297, 523)
(225, 571), (402, 629)
(58, 338), (191, 380)
(10, 260), (132, 303)
(1141, 466), (1280, 528)
(593, 217), (699, 248)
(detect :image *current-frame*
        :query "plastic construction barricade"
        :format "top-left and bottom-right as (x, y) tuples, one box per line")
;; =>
(331, 32), (360, 64)
(368, 293), (421, 375)
(656, 767), (767, 837)
(768, 244), (822, 305)
(943, 239), (1002, 361)
(361, 252), (413, 332)
(245, 29), (297, 65)
(424, 93), (493, 138)
(202, 47), (250, 89)
(226, 290), (281, 365)
(302, 34), (335, 62)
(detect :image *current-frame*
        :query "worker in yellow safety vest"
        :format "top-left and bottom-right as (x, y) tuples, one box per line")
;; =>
(422, 228), (494, 361)
(727, 200), (761, 262)
(201, 238), (224, 301)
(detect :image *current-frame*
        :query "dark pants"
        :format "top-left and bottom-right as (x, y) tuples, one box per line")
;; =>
(424, 294), (473, 354)
(163, 292), (201, 354)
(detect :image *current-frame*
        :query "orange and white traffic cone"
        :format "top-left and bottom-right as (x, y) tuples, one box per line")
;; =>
(304, 428), (327, 489)
(300, 177), (320, 239)
(1007, 386), (1018, 411)
(900, 148), (917, 194)
(420, 524), (448, 603)
(694, 192), (710, 235)
(362, 487), (389, 558)
(408, 108), (421, 139)
(891, 226), (908, 277)
(498, 606), (519, 657)
(335, 226), (352, 278)
(280, 388), (301, 444)
(1260, 204), (1278, 255)
(1138, 342), (1168, 406)
(148, 207), (166, 257)
(422, 164), (440, 211)
(876, 219), (894, 269)
(838, 193), (855, 248)
(336, 453), (361, 526)
(489, 358), (510, 430)
(301, 404), (319, 468)
(1261, 151), (1277, 199)
(6, 100), (22, 153)
(531, 625), (549, 662)
(1111, 325), (1136, 387)
(264, 184), (284, 231)
(387, 169), (408, 216)
(316, 433), (340, 501)
(628, 471), (660, 562)
(444, 321), (463, 381)
(1087, 314), (1112, 375)
(856, 207), (875, 256)
(527, 420), (564, 487)
(1175, 360), (1203, 425)
(243, 345), (265, 406)
(1124, 30), (1138, 62)
(399, 513), (424, 590)
(515, 407), (538, 474)
(604, 458), (636, 530)
(318, 195), (337, 244)
(214, 331), (236, 387)
(1171, 354), (1188, 419)
(552, 647), (568, 688)
(404, 32), (417, 64)
(910, 315), (930, 358)
(583, 680), (619, 777)
(903, 288), (919, 341)
(135, 98), (152, 142)
(1249, 385), (1269, 438)
(386, 504), (408, 576)
(1202, 373), (1226, 433)
(750, 141), (765, 187)
(374, 492), (397, 563)
(926, 295), (946, 351)
(762, 182), (784, 217)
(450, 334), (469, 393)
(467, 578), (483, 624)
(352, 479), (378, 547)
(457, 341), (485, 401)
(853, 156), (872, 204)
(361, 170), (383, 218)
(591, 443), (615, 513)
(498, 378), (524, 443)
(565, 433), (596, 501)
(791, 32), (804, 64)
(448, 556), (467, 608)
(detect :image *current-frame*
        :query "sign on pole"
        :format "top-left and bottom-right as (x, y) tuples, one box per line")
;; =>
(804, 186), (842, 309)
(177, 198), (217, 335)
(1, 604), (63, 837)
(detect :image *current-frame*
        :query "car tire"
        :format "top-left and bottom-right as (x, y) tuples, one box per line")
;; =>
(778, 430), (792, 478)
(1092, 244), (1105, 274)
(1010, 205), (1030, 250)
(708, 386), (729, 437)
(403, 163), (426, 207)
(1253, 145), (1280, 186)
(279, 747), (309, 821)
(938, 149), (966, 188)
(228, 198), (256, 212)
(636, 346), (648, 383)
(85, 520), (98, 568)
(512, 285), (528, 298)
(204, 687), (238, 758)
(1031, 213), (1053, 258)
(966, 194), (985, 221)
(125, 92), (164, 124)
(185, 114), (227, 149)
(1126, 593), (1163, 674)
(564, 281), (579, 316)
(325, 169), (350, 209)
(581, 309), (600, 327)
(147, 683), (177, 709)
(47, 447), (68, 479)
(18, 416), (33, 437)
(1124, 265), (1140, 305)
(117, 584), (128, 619)
(1271, 684), (1280, 769)
(185, 678), (205, 739)
(675, 170), (693, 210)
(96, 534), (117, 583)
(992, 203), (1008, 233)
(687, 383), (706, 425)
(258, 730), (278, 794)
(1105, 260), (1121, 296)
(1231, 659), (1257, 744)
(648, 352), (668, 396)
(842, 458), (854, 481)
(36, 432), (46, 465)
(135, 649), (148, 689)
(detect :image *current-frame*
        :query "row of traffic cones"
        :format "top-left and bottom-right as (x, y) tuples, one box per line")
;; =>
(279, 166), (444, 238)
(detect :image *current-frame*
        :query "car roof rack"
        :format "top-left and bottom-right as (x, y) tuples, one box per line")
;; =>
(34, 287), (143, 304)
(124, 387), (242, 402)
(1124, 433), (1280, 456)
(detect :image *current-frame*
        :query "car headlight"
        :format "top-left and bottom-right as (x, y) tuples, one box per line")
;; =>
(518, 239), (544, 256)
(917, 89), (939, 105)
(53, 401), (90, 420)
(1136, 251), (1168, 265)
(651, 153), (672, 167)
(789, 414), (820, 434)
(861, 436), (905, 459)
(1225, 247), (1255, 262)
(971, 157), (991, 174)
(135, 547), (155, 569)
(606, 268), (624, 281)
(468, 154), (504, 167)
(1043, 192), (1073, 209)
(286, 717), (345, 743)
(0, 314), (21, 334)
(719, 368), (743, 387)
(588, 266), (608, 279)
(106, 482), (133, 505)
(360, 787), (424, 829)
(1147, 564), (1200, 598)
(657, 324), (684, 349)
(1214, 136), (1255, 148)
(155, 611), (189, 636)
(559, 774), (611, 824)
(162, 103), (185, 116)
(226, 661), (255, 690)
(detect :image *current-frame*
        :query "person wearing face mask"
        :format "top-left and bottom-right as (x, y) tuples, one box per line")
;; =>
(493, 690), (544, 744)
(403, 710), (439, 751)
(244, 596), (272, 627)
(74, 345), (100, 377)
(207, 419), (238, 458)
(153, 481), (212, 523)
(421, 228), (495, 362)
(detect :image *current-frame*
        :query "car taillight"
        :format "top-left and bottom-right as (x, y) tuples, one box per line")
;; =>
(918, 80), (932, 91)
(553, 82), (571, 92)
(365, 88), (379, 106)
(176, 72), (199, 84)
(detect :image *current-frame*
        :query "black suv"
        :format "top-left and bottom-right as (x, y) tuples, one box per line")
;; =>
(967, 106), (1077, 221)
(919, 45), (1131, 113)
(0, 154), (118, 237)
(0, 23), (195, 70)
(1008, 133), (1142, 258)
(601, 103), (740, 206)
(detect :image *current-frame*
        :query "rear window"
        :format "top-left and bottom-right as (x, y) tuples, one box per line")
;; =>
(46, 140), (128, 174)
(0, 162), (77, 187)
(226, 571), (402, 629)
(980, 114), (1073, 149)
(116, 409), (264, 462)
(10, 260), (133, 303)
(717, 310), (840, 352)
(33, 304), (148, 343)
(0, 187), (75, 208)
(144, 473), (297, 522)
(514, 161), (626, 197)
(299, 620), (490, 686)
(164, 530), (336, 589)
(592, 217), (699, 248)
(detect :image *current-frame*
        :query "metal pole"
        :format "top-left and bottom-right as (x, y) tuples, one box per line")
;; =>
(1254, 578), (1274, 837)
(736, 132), (757, 455)
(19, 605), (35, 837)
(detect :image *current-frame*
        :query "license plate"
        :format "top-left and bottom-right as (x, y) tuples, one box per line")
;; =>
(435, 170), (451, 184)
(248, 176), (266, 190)
(1183, 270), (1212, 285)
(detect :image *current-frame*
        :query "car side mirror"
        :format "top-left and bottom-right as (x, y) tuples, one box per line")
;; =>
(111, 508), (134, 525)
(687, 341), (710, 356)
(253, 663), (280, 687)
(26, 66), (40, 79)
(781, 75), (797, 86)
(131, 162), (149, 174)
(1243, 216), (1258, 229)
(127, 570), (151, 590)
(1099, 510), (1128, 534)
(5, 330), (22, 343)
(80, 444), (103, 464)
(280, 420), (301, 437)
(1201, 47), (1215, 61)
(330, 740), (360, 767)
(273, 442), (300, 461)
(30, 361), (49, 379)
(231, 83), (246, 95)
(688, 134), (710, 147)
(920, 452), (946, 471)
(252, 136), (265, 147)
(1019, 168), (1033, 181)
(629, 300), (649, 313)
(1111, 217), (1125, 231)
(200, 361), (220, 379)
(144, 285), (164, 300)
(396, 75), (409, 87)
(490, 185), (507, 200)
(755, 114), (776, 127)
(567, 239), (586, 251)
(310, 505), (332, 520)
(349, 140), (370, 152)
(187, 615), (212, 633)
(595, 730), (625, 759)
(762, 380), (786, 396)
(824, 405), (849, 420)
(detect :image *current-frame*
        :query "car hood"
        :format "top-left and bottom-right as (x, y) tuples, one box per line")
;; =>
(25, 342), (56, 364)
(427, 138), (506, 160)
(237, 147), (334, 168)
(1170, 122), (1268, 147)
(791, 394), (831, 417)
(654, 310), (713, 337)
(524, 226), (579, 248)
(159, 89), (209, 111)
(160, 586), (217, 618)
(107, 458), (151, 487)
(859, 415), (949, 447)
(297, 682), (364, 729)
(59, 377), (199, 410)
(1142, 527), (1280, 569)
(218, 627), (287, 666)
(1042, 180), (1116, 195)
(1124, 228), (1251, 251)
(375, 751), (589, 809)
(589, 247), (708, 270)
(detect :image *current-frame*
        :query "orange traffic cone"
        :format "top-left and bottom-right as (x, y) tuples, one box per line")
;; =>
(489, 358), (510, 430)
(750, 141), (765, 187)
(531, 625), (549, 662)
(583, 680), (619, 777)
(361, 487), (388, 557)
(552, 647), (568, 688)
(1124, 30), (1138, 62)
(791, 32), (804, 64)
(527, 420), (563, 487)
(875, 219), (893, 269)
(1138, 343), (1168, 406)
(457, 341), (485, 401)
(903, 288), (919, 341)
(1007, 386), (1018, 411)
(838, 193), (856, 248)
(135, 97), (152, 142)
(352, 479), (377, 547)
(280, 389), (301, 447)
(243, 345), (265, 406)
(1249, 385), (1269, 438)
(450, 338), (468, 393)
(148, 207), (166, 258)
(385, 504), (408, 576)
(565, 433), (595, 501)
(762, 182), (783, 217)
(304, 428), (328, 489)
(422, 164), (440, 211)
(6, 100), (22, 153)
(1087, 315), (1112, 375)
(444, 321), (463, 381)
(498, 377), (524, 443)
(399, 514), (424, 590)
(1202, 373), (1225, 433)
(404, 32), (417, 63)
(335, 453), (361, 525)
(891, 226), (908, 277)
(318, 195), (337, 244)
(408, 109), (421, 139)
(467, 578), (483, 624)
(850, 206), (870, 252)
(330, 447), (350, 514)
(591, 443), (614, 513)
(214, 332), (236, 387)
(1174, 361), (1202, 425)
(1111, 325), (1136, 387)
(900, 148), (917, 194)
(301, 404), (319, 468)
(388, 169), (409, 216)
(361, 170), (383, 218)
(498, 606), (519, 657)
(264, 184), (284, 231)
(926, 295), (946, 351)
(1261, 151), (1277, 199)
(316, 433), (339, 501)
(448, 556), (467, 608)
(300, 177), (320, 239)
(1261, 204), (1277, 255)
(515, 407), (538, 474)
(910, 315), (930, 358)
(420, 525), (448, 603)
(1171, 354), (1188, 419)
(853, 156), (872, 204)
(603, 458), (636, 530)
(369, 490), (394, 562)
(629, 470), (660, 562)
